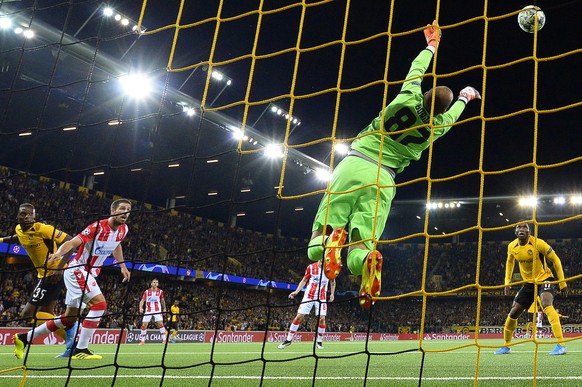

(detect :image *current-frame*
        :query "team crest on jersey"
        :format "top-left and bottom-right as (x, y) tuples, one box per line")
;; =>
(528, 250), (533, 256)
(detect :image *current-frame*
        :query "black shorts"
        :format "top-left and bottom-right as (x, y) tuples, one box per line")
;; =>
(170, 321), (179, 331)
(514, 278), (556, 309)
(29, 277), (63, 306)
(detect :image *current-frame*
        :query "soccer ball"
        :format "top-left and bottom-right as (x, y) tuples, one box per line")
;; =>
(517, 5), (546, 33)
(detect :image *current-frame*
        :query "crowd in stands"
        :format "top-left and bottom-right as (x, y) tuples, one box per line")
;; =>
(1, 267), (581, 334)
(1, 169), (581, 335)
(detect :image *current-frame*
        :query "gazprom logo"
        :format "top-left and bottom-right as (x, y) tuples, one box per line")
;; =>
(94, 247), (114, 256)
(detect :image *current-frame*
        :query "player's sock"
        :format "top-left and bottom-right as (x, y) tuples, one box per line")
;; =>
(307, 235), (325, 262)
(77, 301), (106, 349)
(159, 327), (167, 341)
(347, 249), (368, 276)
(543, 305), (565, 346)
(139, 329), (147, 341)
(26, 314), (74, 342)
(503, 316), (518, 346)
(170, 330), (178, 339)
(286, 319), (300, 341)
(316, 324), (326, 342)
(33, 311), (54, 324)
(33, 312), (67, 341)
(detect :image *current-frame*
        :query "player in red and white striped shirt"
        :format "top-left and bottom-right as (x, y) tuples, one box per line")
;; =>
(13, 199), (132, 360)
(278, 260), (335, 349)
(138, 278), (167, 344)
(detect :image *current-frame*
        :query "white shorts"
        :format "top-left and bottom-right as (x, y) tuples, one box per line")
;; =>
(142, 313), (164, 323)
(64, 267), (102, 308)
(297, 299), (327, 316)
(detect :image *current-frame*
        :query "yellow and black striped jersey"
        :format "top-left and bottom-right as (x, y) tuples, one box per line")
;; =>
(15, 222), (68, 278)
(505, 236), (566, 289)
(170, 305), (180, 322)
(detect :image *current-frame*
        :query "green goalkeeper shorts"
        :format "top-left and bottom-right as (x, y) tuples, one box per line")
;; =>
(311, 155), (396, 250)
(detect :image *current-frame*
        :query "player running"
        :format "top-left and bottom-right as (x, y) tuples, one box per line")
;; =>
(13, 199), (132, 360)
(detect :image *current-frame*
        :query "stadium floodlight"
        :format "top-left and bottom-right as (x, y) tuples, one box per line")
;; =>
(264, 144), (284, 159)
(209, 70), (232, 107)
(119, 73), (152, 99)
(22, 29), (34, 39)
(252, 103), (301, 133)
(231, 128), (244, 140)
(103, 7), (114, 17)
(571, 195), (582, 204)
(518, 196), (537, 207)
(335, 143), (349, 155)
(315, 168), (332, 182)
(0, 17), (12, 29)
(183, 106), (196, 116)
(553, 196), (566, 205)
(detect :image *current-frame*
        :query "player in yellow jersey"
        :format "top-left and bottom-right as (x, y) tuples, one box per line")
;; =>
(0, 203), (78, 358)
(494, 222), (569, 356)
(169, 300), (180, 343)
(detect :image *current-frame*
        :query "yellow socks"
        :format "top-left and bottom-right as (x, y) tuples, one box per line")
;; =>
(543, 305), (565, 346)
(503, 316), (518, 346)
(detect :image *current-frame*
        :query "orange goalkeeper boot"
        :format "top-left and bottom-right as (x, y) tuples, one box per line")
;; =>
(323, 228), (347, 280)
(359, 250), (382, 309)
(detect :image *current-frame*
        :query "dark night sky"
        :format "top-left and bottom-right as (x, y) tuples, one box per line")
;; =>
(141, 2), (579, 166)
(129, 0), (582, 198)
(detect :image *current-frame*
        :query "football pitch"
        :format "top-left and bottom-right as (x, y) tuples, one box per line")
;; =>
(1, 339), (580, 386)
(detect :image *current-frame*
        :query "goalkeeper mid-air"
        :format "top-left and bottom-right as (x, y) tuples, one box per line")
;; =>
(307, 21), (482, 309)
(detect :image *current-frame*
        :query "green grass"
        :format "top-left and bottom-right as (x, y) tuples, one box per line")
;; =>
(1, 339), (581, 386)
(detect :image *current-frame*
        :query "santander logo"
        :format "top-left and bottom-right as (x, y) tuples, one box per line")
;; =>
(43, 332), (58, 345)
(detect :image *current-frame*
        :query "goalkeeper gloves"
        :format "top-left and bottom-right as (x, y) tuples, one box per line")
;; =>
(424, 20), (441, 48)
(458, 86), (481, 104)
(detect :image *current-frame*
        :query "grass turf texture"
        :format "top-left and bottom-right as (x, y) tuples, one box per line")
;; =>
(1, 339), (580, 386)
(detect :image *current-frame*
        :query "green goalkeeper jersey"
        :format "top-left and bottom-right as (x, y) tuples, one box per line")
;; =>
(351, 48), (467, 174)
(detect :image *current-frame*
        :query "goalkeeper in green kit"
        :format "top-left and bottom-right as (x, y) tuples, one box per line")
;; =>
(307, 21), (482, 309)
